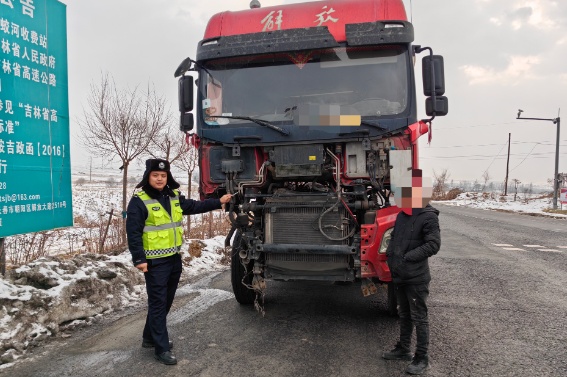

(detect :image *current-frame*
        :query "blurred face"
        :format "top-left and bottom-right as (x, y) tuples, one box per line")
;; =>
(149, 171), (168, 191)
(392, 169), (433, 215)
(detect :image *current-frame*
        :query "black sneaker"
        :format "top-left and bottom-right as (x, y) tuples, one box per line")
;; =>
(382, 344), (413, 361)
(142, 339), (174, 349)
(406, 354), (430, 375)
(154, 351), (177, 365)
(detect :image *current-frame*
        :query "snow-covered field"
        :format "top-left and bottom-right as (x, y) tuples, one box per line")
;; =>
(436, 191), (567, 219)
(0, 180), (565, 368)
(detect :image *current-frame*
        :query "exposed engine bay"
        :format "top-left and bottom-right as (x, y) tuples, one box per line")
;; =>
(205, 136), (412, 305)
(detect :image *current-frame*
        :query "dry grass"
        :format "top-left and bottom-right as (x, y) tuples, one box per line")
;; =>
(543, 208), (567, 215)
(188, 240), (205, 259)
(3, 232), (55, 269)
(433, 188), (463, 201)
(187, 211), (232, 239)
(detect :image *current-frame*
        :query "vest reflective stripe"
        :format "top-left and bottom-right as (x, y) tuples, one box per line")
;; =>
(141, 198), (160, 205)
(143, 222), (183, 232)
(137, 190), (184, 259)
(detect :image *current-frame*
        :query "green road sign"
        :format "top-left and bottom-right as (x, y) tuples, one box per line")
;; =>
(0, 0), (72, 237)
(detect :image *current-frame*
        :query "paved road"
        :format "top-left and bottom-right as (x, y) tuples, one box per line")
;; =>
(3, 204), (567, 377)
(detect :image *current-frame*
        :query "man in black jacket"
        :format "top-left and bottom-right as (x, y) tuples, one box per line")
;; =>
(382, 169), (440, 375)
(126, 158), (232, 365)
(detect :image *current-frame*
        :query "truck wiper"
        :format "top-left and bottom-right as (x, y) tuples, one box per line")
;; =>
(360, 120), (387, 130)
(215, 115), (290, 136)
(338, 129), (370, 136)
(339, 121), (387, 136)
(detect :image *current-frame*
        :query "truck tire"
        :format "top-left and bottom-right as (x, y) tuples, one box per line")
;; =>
(387, 283), (398, 316)
(230, 232), (255, 305)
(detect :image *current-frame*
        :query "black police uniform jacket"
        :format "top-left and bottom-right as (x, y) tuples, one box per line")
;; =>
(386, 204), (441, 285)
(126, 184), (222, 266)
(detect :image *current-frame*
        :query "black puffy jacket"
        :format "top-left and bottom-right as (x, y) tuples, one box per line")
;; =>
(386, 205), (441, 285)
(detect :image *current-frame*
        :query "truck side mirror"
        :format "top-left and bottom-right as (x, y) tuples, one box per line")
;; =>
(422, 55), (445, 96)
(178, 76), (194, 112)
(425, 96), (448, 116)
(422, 55), (448, 117)
(178, 76), (194, 131)
(180, 113), (194, 132)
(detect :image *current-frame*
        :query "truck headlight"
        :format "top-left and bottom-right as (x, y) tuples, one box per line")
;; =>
(379, 228), (393, 254)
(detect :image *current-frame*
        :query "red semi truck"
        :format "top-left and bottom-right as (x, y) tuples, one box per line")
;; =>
(175, 0), (447, 314)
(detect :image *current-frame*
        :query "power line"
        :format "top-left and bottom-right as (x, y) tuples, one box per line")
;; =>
(509, 142), (540, 172)
(436, 119), (563, 131)
(422, 140), (567, 149)
(480, 139), (508, 176)
(421, 151), (567, 160)
(434, 121), (517, 130)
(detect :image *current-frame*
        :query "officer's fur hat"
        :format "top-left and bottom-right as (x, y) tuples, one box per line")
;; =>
(136, 158), (180, 189)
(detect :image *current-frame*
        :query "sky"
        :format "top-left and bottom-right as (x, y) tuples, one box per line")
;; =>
(63, 0), (567, 185)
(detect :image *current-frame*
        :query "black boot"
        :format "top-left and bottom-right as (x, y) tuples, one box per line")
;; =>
(382, 343), (413, 361)
(406, 354), (429, 375)
(154, 351), (177, 365)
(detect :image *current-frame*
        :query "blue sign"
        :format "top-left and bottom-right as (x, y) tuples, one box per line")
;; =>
(0, 0), (71, 237)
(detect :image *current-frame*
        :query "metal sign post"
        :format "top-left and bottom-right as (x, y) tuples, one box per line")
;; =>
(516, 110), (561, 209)
(0, 237), (5, 276)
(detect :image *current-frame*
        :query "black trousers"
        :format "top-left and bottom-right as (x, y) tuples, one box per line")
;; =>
(396, 283), (430, 356)
(143, 253), (182, 354)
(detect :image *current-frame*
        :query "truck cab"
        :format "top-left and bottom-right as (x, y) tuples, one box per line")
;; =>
(175, 0), (447, 313)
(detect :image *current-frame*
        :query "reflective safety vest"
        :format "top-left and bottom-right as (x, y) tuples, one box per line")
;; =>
(137, 190), (184, 259)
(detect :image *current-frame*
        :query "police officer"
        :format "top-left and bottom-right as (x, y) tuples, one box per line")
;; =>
(126, 158), (232, 365)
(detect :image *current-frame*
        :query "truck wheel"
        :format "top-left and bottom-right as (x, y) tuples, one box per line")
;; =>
(387, 283), (398, 316)
(230, 232), (255, 305)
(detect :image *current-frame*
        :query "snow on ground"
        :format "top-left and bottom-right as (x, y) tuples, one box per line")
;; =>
(0, 238), (228, 368)
(436, 192), (567, 218)
(1, 184), (565, 368)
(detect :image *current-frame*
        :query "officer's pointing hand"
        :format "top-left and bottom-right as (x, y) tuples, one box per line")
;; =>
(220, 194), (233, 204)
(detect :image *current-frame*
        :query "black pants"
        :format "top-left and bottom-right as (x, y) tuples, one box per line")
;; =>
(143, 253), (182, 354)
(396, 283), (430, 356)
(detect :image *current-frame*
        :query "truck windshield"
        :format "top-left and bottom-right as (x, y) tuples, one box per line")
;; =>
(199, 46), (409, 128)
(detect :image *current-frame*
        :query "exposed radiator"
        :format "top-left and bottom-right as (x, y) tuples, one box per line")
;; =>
(264, 193), (352, 246)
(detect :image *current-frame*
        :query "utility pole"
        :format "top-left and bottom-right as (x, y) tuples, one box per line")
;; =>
(504, 133), (511, 195)
(516, 109), (561, 209)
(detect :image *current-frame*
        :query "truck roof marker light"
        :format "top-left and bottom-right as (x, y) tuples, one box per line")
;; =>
(250, 0), (261, 9)
(201, 39), (219, 47)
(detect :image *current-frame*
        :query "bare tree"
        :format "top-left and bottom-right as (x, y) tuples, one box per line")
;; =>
(80, 74), (167, 242)
(172, 134), (199, 235)
(512, 179), (521, 201)
(521, 182), (533, 202)
(472, 180), (481, 193)
(432, 169), (450, 199)
(481, 171), (490, 192)
(146, 124), (188, 164)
